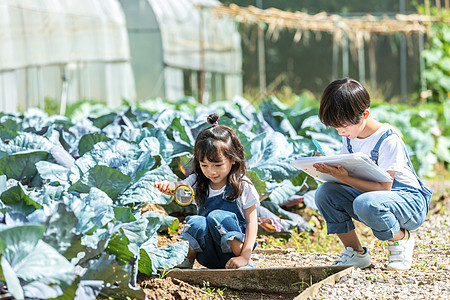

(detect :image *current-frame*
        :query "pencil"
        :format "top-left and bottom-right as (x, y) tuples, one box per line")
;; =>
(312, 139), (326, 155)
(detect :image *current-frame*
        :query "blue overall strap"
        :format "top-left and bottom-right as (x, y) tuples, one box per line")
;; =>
(352, 127), (431, 199)
(371, 129), (394, 165)
(346, 138), (353, 153)
(399, 139), (433, 198)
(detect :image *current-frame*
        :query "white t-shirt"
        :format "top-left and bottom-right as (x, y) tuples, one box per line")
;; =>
(181, 174), (260, 219)
(340, 124), (420, 189)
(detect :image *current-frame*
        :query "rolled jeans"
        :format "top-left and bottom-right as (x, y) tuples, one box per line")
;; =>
(180, 209), (247, 269)
(315, 181), (429, 241)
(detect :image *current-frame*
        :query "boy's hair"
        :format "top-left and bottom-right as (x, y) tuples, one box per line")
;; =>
(192, 113), (247, 206)
(319, 78), (370, 128)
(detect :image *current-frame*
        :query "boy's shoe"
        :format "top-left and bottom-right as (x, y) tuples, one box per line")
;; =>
(238, 259), (256, 269)
(174, 257), (194, 269)
(387, 232), (415, 271)
(332, 246), (371, 269)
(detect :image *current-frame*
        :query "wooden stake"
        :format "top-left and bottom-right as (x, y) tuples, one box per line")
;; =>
(425, 0), (430, 16)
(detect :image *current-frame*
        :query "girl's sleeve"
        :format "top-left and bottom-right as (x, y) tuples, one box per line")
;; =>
(181, 174), (197, 187)
(241, 181), (260, 209)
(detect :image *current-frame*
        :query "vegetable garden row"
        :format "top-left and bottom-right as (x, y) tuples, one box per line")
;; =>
(0, 95), (448, 299)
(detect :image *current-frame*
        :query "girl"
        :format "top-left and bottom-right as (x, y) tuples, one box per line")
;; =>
(155, 113), (259, 269)
(314, 78), (432, 271)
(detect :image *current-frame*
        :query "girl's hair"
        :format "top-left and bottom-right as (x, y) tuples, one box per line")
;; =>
(319, 78), (370, 128)
(192, 113), (247, 206)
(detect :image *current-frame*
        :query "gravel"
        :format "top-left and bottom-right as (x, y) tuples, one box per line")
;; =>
(153, 180), (449, 299)
(253, 210), (450, 300)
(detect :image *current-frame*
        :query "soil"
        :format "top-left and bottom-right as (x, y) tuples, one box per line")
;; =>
(137, 276), (214, 300)
(139, 179), (450, 300)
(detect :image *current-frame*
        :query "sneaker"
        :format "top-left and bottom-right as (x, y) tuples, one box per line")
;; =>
(238, 259), (256, 269)
(387, 232), (415, 271)
(174, 257), (193, 269)
(332, 246), (371, 269)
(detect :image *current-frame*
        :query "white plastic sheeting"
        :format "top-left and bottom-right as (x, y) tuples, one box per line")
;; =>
(0, 0), (136, 112)
(151, 0), (242, 103)
(149, 0), (241, 74)
(120, 0), (242, 102)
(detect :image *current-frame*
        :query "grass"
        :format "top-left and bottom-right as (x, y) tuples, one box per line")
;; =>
(258, 210), (376, 255)
(157, 266), (173, 279)
(289, 227), (342, 254)
(201, 281), (225, 299)
(258, 162), (449, 255)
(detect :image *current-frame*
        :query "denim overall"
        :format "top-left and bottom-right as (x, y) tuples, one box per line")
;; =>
(180, 184), (250, 269)
(315, 129), (432, 240)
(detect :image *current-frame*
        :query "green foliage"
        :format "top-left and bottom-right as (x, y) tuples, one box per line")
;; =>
(44, 98), (61, 116)
(418, 7), (450, 103)
(0, 225), (74, 300)
(0, 93), (445, 299)
(0, 151), (49, 185)
(201, 281), (225, 299)
(69, 165), (132, 199)
(371, 99), (450, 177)
(157, 266), (173, 279)
(65, 99), (115, 121)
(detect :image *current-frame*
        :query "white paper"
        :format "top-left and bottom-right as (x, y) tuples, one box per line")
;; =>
(291, 152), (393, 183)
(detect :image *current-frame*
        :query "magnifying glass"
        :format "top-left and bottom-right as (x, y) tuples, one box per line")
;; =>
(172, 184), (195, 206)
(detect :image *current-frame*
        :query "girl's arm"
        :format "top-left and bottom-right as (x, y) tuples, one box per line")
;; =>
(314, 163), (395, 192)
(225, 204), (258, 269)
(155, 175), (196, 195)
(154, 180), (182, 195)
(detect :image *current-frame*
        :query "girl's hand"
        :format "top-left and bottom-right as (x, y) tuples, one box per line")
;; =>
(313, 163), (348, 179)
(314, 152), (324, 157)
(154, 180), (175, 195)
(225, 256), (249, 269)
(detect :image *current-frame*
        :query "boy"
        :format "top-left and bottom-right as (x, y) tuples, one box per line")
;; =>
(314, 78), (432, 270)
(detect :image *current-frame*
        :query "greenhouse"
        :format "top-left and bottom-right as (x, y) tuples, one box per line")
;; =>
(118, 0), (242, 103)
(0, 1), (448, 299)
(0, 0), (135, 113)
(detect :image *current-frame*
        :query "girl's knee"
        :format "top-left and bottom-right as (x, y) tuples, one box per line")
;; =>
(206, 210), (235, 225)
(206, 210), (242, 236)
(184, 215), (207, 232)
(206, 209), (224, 220)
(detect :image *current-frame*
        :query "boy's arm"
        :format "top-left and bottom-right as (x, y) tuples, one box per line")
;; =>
(314, 163), (395, 192)
(225, 204), (258, 268)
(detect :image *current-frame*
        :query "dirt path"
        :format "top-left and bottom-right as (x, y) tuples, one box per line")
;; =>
(142, 181), (449, 299)
(312, 210), (450, 299)
(252, 209), (450, 300)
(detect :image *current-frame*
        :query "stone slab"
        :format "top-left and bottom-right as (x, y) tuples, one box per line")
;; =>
(165, 265), (351, 294)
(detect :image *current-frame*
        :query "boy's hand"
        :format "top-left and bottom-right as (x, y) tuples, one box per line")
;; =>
(154, 180), (175, 195)
(313, 163), (349, 179)
(314, 152), (324, 157)
(225, 256), (249, 269)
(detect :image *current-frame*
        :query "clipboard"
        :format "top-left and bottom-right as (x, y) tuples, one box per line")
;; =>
(291, 152), (393, 183)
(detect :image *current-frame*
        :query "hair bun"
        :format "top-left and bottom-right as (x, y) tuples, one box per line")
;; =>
(207, 113), (219, 125)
